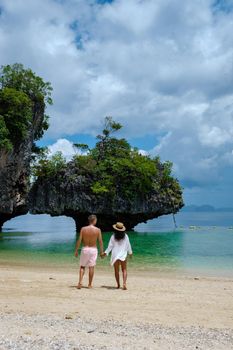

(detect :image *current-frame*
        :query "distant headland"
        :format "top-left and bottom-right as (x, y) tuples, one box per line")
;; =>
(182, 205), (233, 212)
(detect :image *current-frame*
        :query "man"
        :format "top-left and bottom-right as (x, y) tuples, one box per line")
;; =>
(74, 214), (103, 289)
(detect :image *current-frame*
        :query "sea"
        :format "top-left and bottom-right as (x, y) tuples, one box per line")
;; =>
(0, 212), (233, 277)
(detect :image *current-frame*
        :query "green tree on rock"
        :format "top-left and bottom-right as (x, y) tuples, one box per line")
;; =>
(0, 63), (52, 151)
(33, 117), (183, 208)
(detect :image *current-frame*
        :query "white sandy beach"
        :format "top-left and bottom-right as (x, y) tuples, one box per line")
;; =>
(0, 264), (233, 349)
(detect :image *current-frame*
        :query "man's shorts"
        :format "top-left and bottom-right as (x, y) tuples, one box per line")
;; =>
(80, 247), (98, 267)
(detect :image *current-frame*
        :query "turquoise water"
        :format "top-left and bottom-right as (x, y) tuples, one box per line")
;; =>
(0, 212), (233, 276)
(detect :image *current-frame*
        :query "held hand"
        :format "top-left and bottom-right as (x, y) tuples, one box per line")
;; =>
(129, 254), (133, 259)
(100, 252), (106, 259)
(75, 250), (78, 257)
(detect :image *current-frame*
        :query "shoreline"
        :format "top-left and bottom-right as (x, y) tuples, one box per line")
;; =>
(1, 250), (233, 279)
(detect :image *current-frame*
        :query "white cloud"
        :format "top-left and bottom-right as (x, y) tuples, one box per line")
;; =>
(138, 149), (148, 156)
(48, 138), (76, 160)
(199, 125), (231, 147)
(0, 0), (233, 204)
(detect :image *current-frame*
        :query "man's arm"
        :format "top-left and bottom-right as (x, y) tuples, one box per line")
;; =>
(98, 229), (104, 255)
(74, 229), (83, 257)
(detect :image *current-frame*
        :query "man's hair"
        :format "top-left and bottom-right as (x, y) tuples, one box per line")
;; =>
(88, 214), (97, 224)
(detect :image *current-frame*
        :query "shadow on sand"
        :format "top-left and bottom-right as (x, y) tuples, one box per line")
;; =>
(69, 285), (119, 290)
(69, 285), (90, 289)
(101, 285), (119, 290)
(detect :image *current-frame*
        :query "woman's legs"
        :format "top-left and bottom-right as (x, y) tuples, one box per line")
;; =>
(121, 260), (127, 290)
(114, 260), (120, 288)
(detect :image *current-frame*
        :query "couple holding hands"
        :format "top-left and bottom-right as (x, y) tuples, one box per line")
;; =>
(74, 214), (133, 290)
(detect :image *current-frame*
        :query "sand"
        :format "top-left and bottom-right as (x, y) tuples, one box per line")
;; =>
(0, 263), (233, 349)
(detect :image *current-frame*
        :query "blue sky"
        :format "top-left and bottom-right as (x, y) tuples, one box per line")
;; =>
(0, 0), (233, 206)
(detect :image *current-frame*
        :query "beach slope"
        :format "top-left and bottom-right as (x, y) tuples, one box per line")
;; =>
(0, 265), (233, 349)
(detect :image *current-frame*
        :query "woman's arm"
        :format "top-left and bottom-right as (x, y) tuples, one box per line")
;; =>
(126, 235), (133, 255)
(105, 235), (114, 255)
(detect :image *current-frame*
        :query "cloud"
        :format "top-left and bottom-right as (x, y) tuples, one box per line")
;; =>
(48, 138), (76, 159)
(0, 0), (233, 204)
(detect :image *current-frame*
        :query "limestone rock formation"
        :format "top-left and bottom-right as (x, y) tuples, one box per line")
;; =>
(0, 100), (45, 231)
(29, 161), (184, 231)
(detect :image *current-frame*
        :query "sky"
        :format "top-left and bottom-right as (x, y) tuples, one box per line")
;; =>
(0, 0), (233, 207)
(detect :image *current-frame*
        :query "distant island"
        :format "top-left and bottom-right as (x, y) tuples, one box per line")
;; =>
(182, 205), (233, 212)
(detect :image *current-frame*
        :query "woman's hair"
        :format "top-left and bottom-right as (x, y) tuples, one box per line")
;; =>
(114, 229), (126, 241)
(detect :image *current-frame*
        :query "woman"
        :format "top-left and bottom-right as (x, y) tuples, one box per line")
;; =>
(102, 222), (133, 290)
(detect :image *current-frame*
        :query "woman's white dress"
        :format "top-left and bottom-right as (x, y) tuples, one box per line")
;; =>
(105, 234), (132, 265)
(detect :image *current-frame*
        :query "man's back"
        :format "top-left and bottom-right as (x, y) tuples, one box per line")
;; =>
(75, 214), (103, 289)
(81, 225), (100, 247)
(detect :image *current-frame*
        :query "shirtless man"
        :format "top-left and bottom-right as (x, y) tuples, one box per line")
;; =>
(74, 215), (103, 289)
